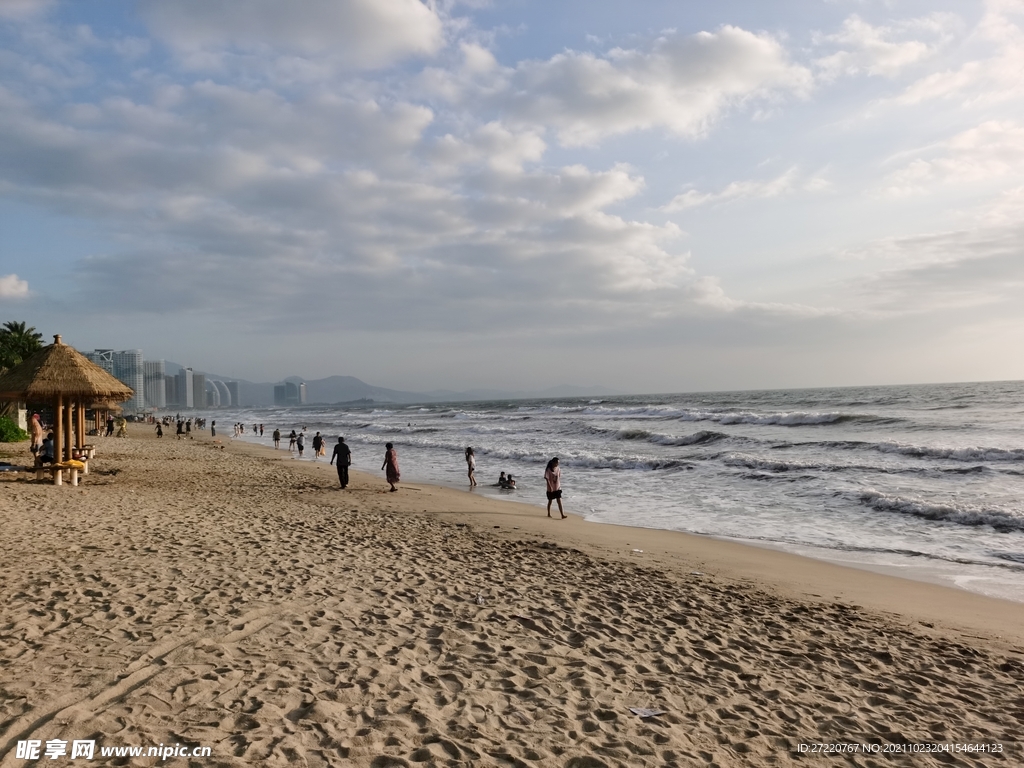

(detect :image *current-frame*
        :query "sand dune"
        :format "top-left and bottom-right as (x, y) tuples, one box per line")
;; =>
(1, 432), (1022, 766)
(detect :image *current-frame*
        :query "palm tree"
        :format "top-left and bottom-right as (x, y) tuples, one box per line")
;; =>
(0, 320), (44, 373)
(0, 320), (45, 419)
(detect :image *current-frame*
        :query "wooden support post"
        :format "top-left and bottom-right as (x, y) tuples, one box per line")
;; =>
(64, 397), (73, 462)
(54, 395), (63, 470)
(76, 401), (85, 449)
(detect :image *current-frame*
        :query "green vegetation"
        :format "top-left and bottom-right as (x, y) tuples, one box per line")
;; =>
(0, 416), (29, 443)
(0, 320), (44, 373)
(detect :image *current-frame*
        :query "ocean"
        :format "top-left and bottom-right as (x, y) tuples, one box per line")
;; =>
(217, 380), (1024, 602)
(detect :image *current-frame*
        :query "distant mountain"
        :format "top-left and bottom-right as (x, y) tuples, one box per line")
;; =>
(163, 362), (614, 407)
(287, 375), (429, 405)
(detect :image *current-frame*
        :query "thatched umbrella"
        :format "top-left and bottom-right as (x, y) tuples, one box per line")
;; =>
(88, 400), (123, 434)
(0, 334), (133, 463)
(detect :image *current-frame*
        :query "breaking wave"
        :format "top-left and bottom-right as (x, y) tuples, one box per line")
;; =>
(859, 491), (1024, 533)
(614, 428), (729, 446)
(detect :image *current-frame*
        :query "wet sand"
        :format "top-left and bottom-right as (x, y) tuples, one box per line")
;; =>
(1, 429), (1022, 766)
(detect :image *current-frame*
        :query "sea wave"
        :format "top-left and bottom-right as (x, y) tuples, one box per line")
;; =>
(859, 490), (1024, 533)
(811, 440), (1024, 463)
(872, 442), (1024, 462)
(724, 454), (991, 476)
(676, 410), (894, 426)
(615, 428), (729, 446)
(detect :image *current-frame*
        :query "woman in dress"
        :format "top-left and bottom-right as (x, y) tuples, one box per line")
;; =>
(465, 447), (477, 487)
(382, 442), (400, 492)
(544, 457), (566, 519)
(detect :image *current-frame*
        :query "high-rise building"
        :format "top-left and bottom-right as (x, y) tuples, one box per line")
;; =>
(176, 368), (194, 409)
(226, 381), (240, 407)
(273, 381), (307, 406)
(212, 380), (231, 407)
(144, 360), (167, 409)
(165, 375), (178, 407)
(85, 349), (114, 375)
(87, 349), (144, 412)
(192, 373), (206, 411)
(113, 350), (144, 411)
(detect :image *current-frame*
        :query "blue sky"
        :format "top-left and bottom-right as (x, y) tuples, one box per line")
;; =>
(1, 0), (1022, 393)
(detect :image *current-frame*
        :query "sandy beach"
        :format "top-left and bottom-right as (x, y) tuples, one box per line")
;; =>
(1, 430), (1022, 767)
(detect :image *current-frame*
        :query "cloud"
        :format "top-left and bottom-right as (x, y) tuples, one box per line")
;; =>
(0, 10), (861, 349)
(881, 120), (1024, 195)
(0, 0), (53, 20)
(141, 0), (445, 69)
(814, 13), (956, 79)
(837, 223), (1024, 314)
(662, 167), (830, 211)
(896, 0), (1024, 106)
(0, 274), (29, 298)
(427, 26), (812, 146)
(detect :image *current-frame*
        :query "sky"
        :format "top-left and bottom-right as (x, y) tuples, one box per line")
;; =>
(1, 0), (1023, 394)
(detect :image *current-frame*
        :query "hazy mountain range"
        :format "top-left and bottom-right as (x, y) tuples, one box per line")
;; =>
(165, 363), (612, 406)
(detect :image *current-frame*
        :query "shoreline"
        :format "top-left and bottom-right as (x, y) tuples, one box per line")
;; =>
(228, 430), (1024, 626)
(223, 432), (1024, 646)
(2, 429), (1023, 766)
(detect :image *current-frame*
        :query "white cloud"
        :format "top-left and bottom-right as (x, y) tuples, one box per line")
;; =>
(896, 0), (1024, 106)
(0, 274), (29, 298)
(814, 14), (956, 79)
(431, 121), (545, 173)
(881, 120), (1024, 195)
(427, 26), (812, 146)
(141, 0), (445, 69)
(662, 167), (829, 211)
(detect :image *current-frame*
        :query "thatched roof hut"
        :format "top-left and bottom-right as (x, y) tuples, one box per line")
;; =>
(0, 335), (133, 402)
(0, 334), (133, 464)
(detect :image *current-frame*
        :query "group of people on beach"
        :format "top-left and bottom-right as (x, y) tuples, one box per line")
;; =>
(465, 446), (565, 518)
(233, 427), (563, 516)
(465, 447), (517, 491)
(233, 423), (263, 438)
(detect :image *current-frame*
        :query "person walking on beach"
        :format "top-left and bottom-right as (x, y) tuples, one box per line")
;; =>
(210, 420), (216, 437)
(288, 430), (297, 451)
(155, 422), (163, 438)
(382, 442), (400, 491)
(331, 437), (352, 488)
(273, 428), (281, 449)
(296, 431), (305, 458)
(312, 432), (323, 460)
(176, 419), (184, 440)
(106, 415), (115, 437)
(465, 447), (477, 487)
(545, 457), (566, 519)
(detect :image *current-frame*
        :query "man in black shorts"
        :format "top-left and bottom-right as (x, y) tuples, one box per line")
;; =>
(330, 437), (352, 488)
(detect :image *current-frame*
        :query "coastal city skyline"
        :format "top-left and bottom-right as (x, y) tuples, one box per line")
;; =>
(2, 1), (1024, 395)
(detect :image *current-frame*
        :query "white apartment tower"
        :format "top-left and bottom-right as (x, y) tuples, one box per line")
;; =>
(176, 367), (194, 409)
